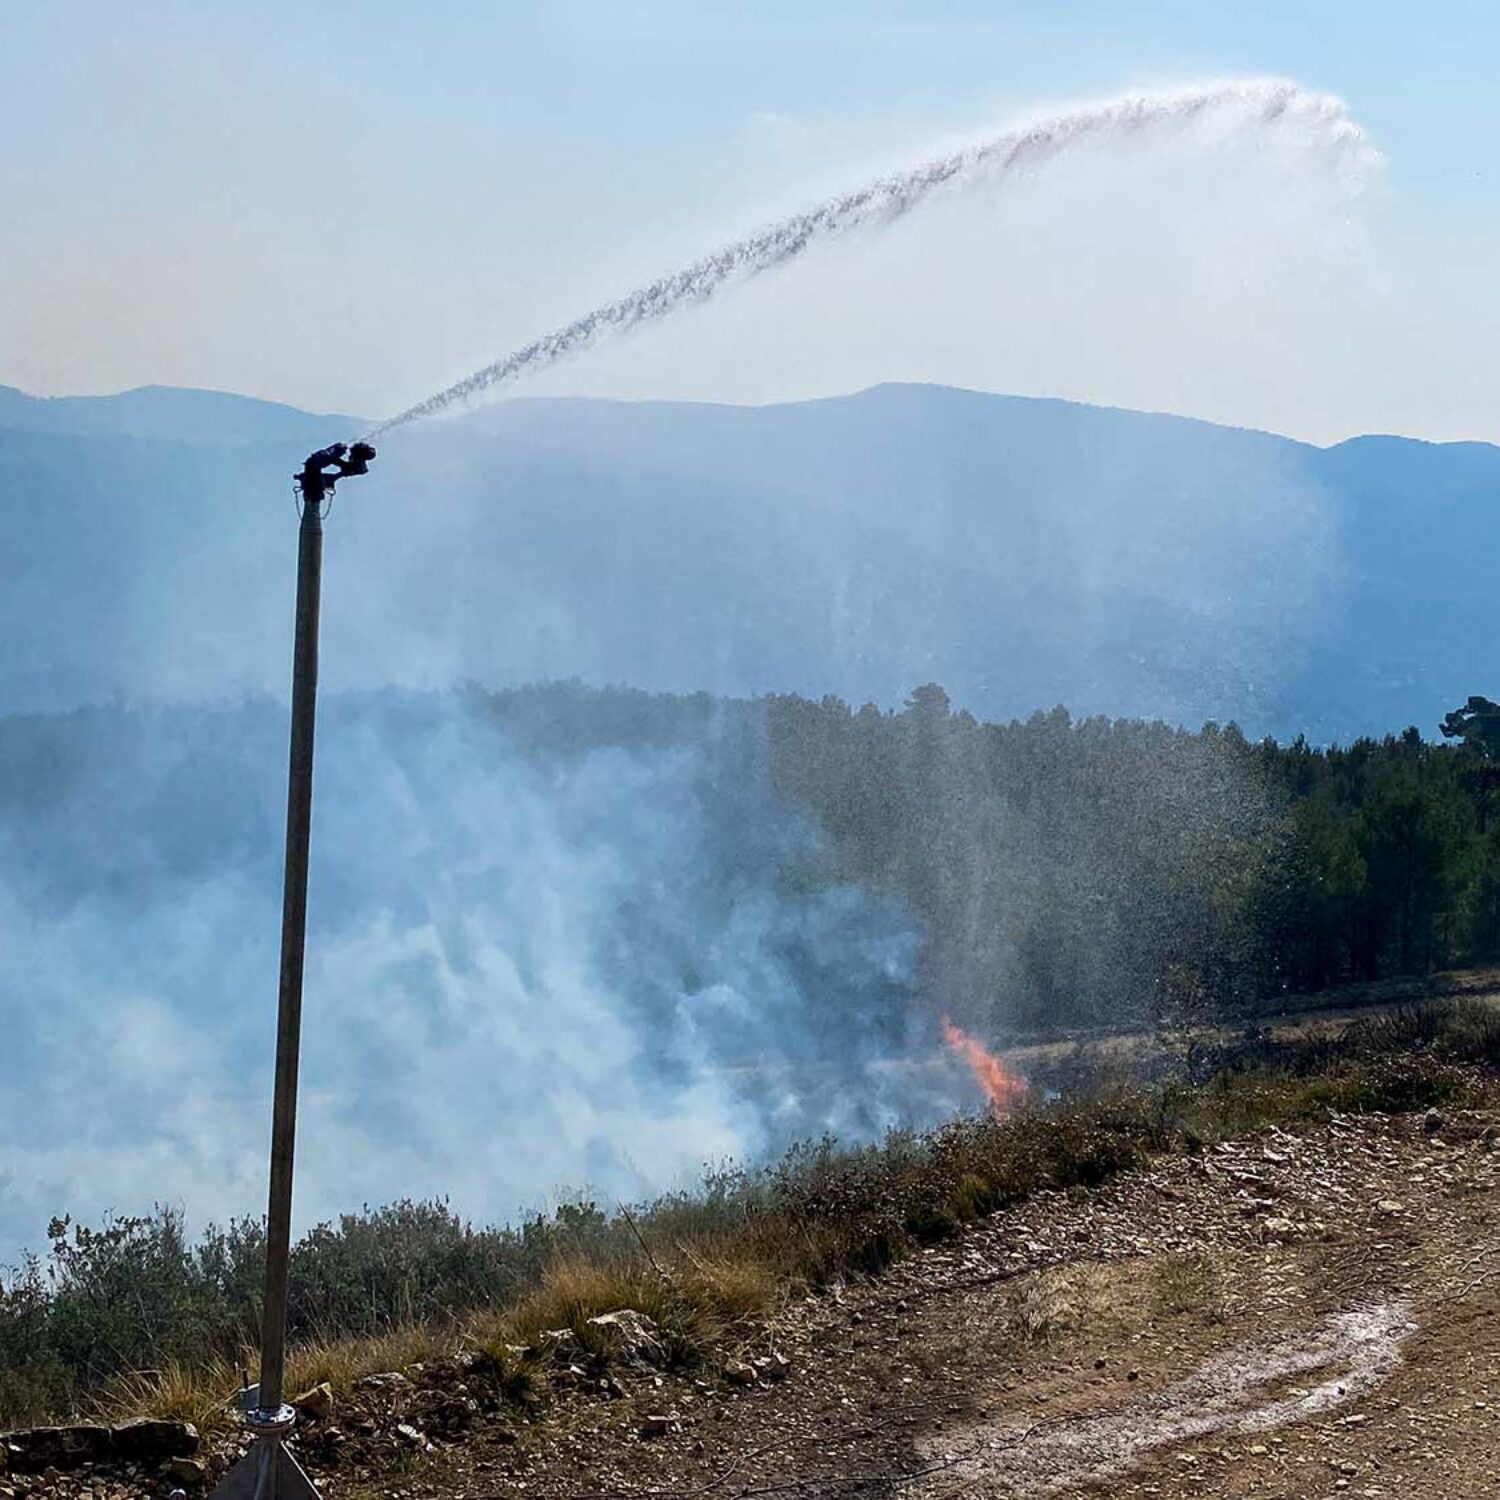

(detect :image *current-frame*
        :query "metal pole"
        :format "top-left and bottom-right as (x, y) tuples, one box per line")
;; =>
(213, 442), (373, 1500)
(259, 491), (323, 1413)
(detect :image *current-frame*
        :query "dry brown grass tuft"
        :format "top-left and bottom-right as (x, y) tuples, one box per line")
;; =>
(104, 1325), (454, 1431)
(1150, 1250), (1229, 1324)
(1011, 1263), (1117, 1346)
(286, 1324), (448, 1396)
(986, 1251), (1230, 1366)
(102, 1248), (779, 1430)
(496, 1256), (681, 1351)
(675, 1246), (780, 1328)
(99, 1356), (243, 1435)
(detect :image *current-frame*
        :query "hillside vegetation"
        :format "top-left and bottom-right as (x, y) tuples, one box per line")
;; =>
(5, 998), (1500, 1430)
(758, 686), (1500, 1032)
(8, 683), (1500, 1427)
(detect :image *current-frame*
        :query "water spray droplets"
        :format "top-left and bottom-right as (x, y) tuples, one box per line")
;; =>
(369, 79), (1377, 439)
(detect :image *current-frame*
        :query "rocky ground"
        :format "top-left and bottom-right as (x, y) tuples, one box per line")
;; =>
(11, 1105), (1500, 1500)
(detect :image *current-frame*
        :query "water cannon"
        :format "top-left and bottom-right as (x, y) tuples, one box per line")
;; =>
(295, 440), (377, 504)
(215, 433), (378, 1500)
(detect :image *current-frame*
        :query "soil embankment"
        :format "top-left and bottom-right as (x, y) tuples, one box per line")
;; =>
(362, 1109), (1500, 1499)
(13, 1105), (1500, 1499)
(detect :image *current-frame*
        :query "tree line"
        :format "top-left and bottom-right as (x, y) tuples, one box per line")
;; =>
(753, 687), (1500, 1036)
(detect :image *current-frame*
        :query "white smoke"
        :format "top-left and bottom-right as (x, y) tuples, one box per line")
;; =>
(369, 79), (1376, 437)
(0, 692), (949, 1262)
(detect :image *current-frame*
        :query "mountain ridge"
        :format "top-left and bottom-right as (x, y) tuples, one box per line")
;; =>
(0, 381), (363, 446)
(1, 380), (1496, 739)
(9, 375), (1496, 453)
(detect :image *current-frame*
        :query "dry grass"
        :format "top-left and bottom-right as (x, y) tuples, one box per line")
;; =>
(675, 1246), (781, 1327)
(107, 1245), (1241, 1431)
(990, 1252), (1227, 1362)
(475, 1244), (781, 1366)
(98, 1356), (243, 1436)
(1150, 1251), (1229, 1324)
(492, 1257), (680, 1350)
(105, 1249), (779, 1428)
(1011, 1263), (1118, 1347)
(101, 1326), (454, 1434)
(287, 1324), (449, 1397)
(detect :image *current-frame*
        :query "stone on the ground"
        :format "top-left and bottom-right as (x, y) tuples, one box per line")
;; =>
(166, 1457), (208, 1486)
(292, 1382), (334, 1421)
(640, 1412), (679, 1437)
(3, 1427), (113, 1472)
(723, 1360), (759, 1386)
(586, 1309), (666, 1367)
(315, 1426), (346, 1455)
(112, 1419), (199, 1462)
(413, 1389), (480, 1434)
(540, 1327), (584, 1364)
(355, 1371), (411, 1392)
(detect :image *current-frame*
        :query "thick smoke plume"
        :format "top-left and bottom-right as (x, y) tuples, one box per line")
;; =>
(369, 80), (1374, 437)
(0, 692), (974, 1262)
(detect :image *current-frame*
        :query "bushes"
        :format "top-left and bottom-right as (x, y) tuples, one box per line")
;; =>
(0, 1258), (66, 1423)
(288, 1200), (521, 1334)
(0, 1102), (1158, 1426)
(6, 1005), (1498, 1430)
(0, 1197), (655, 1427)
(0, 1208), (267, 1425)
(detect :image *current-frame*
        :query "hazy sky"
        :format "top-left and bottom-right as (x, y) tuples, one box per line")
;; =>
(3, 2), (1498, 441)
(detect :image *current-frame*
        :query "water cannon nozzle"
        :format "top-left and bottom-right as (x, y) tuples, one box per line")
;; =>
(296, 441), (378, 504)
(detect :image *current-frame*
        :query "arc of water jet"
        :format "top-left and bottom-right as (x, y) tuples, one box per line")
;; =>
(367, 79), (1376, 440)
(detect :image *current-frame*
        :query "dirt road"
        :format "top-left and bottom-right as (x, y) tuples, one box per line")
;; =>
(361, 1108), (1500, 1500)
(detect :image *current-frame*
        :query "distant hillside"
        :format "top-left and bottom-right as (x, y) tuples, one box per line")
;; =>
(0, 382), (361, 446)
(1, 380), (1495, 738)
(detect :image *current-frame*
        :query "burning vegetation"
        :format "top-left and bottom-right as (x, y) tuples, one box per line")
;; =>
(940, 1015), (1029, 1116)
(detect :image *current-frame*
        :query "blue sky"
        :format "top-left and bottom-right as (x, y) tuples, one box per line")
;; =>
(2, 3), (1497, 439)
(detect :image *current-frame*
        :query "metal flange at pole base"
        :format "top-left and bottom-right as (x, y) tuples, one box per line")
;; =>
(209, 1405), (319, 1500)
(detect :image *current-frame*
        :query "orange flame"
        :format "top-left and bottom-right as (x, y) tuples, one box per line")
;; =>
(940, 1015), (1028, 1117)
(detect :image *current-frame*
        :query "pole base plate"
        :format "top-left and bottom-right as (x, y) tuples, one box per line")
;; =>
(209, 1437), (321, 1500)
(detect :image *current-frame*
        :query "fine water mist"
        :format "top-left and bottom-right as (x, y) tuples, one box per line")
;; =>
(370, 80), (1375, 437)
(0, 691), (971, 1262)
